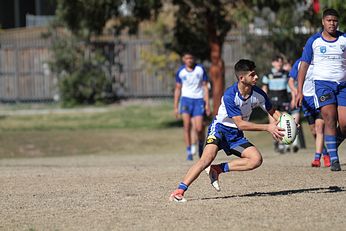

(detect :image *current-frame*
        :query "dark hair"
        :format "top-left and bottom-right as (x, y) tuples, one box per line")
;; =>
(272, 54), (283, 62)
(182, 51), (195, 57)
(323, 8), (339, 18)
(234, 59), (256, 79)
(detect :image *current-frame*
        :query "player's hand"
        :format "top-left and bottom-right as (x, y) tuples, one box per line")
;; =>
(205, 104), (211, 116)
(174, 108), (180, 119)
(295, 92), (303, 108)
(290, 98), (296, 110)
(267, 121), (285, 142)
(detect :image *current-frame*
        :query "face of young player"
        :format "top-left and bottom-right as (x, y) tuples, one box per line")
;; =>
(183, 54), (195, 69)
(322, 15), (339, 35)
(272, 58), (283, 71)
(241, 71), (258, 86)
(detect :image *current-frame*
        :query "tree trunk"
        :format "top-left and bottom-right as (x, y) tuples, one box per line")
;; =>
(209, 39), (225, 116)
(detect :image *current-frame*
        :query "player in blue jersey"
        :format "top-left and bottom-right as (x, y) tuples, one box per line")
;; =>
(289, 58), (330, 167)
(174, 52), (211, 161)
(262, 54), (290, 153)
(296, 9), (346, 171)
(169, 59), (285, 202)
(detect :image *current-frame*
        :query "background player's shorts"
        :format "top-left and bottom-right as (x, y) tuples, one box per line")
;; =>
(315, 80), (346, 108)
(302, 96), (322, 125)
(206, 122), (254, 157)
(179, 97), (205, 117)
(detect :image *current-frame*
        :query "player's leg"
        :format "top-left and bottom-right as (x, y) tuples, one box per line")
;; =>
(315, 80), (340, 171)
(169, 144), (219, 202)
(181, 113), (193, 160)
(206, 143), (262, 191)
(190, 121), (197, 155)
(312, 118), (328, 167)
(192, 115), (205, 158)
(336, 83), (346, 147)
(320, 104), (339, 170)
(192, 99), (207, 157)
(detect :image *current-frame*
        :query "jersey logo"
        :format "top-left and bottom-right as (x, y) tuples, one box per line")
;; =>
(206, 135), (217, 144)
(319, 93), (332, 102)
(320, 46), (327, 54)
(341, 45), (345, 52)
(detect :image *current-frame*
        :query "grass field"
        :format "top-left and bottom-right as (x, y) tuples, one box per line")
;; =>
(0, 101), (346, 231)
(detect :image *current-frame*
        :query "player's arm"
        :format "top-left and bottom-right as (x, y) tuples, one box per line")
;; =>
(261, 84), (268, 94)
(288, 78), (297, 109)
(202, 81), (211, 116)
(174, 83), (182, 118)
(296, 61), (309, 107)
(232, 114), (284, 141)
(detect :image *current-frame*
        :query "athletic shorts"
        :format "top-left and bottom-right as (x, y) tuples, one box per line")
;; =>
(206, 122), (254, 157)
(179, 97), (205, 117)
(314, 80), (346, 108)
(302, 96), (322, 125)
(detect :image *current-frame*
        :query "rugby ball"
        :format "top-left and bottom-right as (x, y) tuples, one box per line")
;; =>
(278, 112), (297, 145)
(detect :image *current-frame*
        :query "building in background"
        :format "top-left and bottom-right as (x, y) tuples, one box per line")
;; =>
(0, 0), (56, 29)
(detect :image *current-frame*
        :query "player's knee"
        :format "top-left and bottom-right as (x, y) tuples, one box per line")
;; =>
(248, 156), (263, 170)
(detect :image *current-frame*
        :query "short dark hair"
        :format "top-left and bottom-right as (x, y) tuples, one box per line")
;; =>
(323, 8), (339, 18)
(234, 59), (256, 79)
(272, 54), (283, 62)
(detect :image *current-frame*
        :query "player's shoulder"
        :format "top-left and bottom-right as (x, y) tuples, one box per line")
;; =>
(176, 65), (186, 74)
(252, 85), (268, 98)
(337, 31), (346, 38)
(195, 64), (207, 72)
(306, 32), (322, 44)
(224, 82), (238, 96)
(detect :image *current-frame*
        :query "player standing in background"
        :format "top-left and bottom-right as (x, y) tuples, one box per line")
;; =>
(284, 58), (305, 152)
(289, 57), (330, 167)
(296, 8), (346, 171)
(174, 52), (211, 161)
(262, 55), (290, 153)
(170, 59), (284, 202)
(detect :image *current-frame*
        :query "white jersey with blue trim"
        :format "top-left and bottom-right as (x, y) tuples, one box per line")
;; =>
(213, 83), (272, 128)
(301, 31), (346, 82)
(175, 64), (208, 99)
(290, 58), (315, 96)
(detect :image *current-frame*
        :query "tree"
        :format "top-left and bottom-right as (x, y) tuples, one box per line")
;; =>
(170, 0), (242, 115)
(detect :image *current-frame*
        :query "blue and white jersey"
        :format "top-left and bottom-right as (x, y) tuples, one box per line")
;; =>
(290, 58), (315, 96)
(301, 31), (346, 82)
(213, 83), (272, 128)
(175, 64), (208, 99)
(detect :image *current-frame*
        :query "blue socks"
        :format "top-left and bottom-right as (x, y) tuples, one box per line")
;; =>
(219, 162), (230, 173)
(314, 153), (321, 161)
(178, 182), (188, 191)
(325, 135), (338, 162)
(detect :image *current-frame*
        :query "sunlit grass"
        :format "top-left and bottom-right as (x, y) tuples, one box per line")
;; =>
(0, 101), (177, 131)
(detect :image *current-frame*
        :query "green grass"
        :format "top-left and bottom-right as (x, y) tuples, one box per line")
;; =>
(0, 101), (185, 159)
(0, 101), (180, 131)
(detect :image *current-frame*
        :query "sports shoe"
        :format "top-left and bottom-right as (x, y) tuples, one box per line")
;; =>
(323, 155), (331, 167)
(205, 166), (221, 191)
(311, 159), (321, 167)
(186, 154), (193, 161)
(330, 160), (341, 171)
(169, 189), (187, 203)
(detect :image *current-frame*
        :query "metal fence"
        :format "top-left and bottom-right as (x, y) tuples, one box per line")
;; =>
(0, 27), (246, 102)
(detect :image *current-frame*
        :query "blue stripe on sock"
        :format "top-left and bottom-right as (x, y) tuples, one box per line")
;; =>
(186, 146), (191, 155)
(220, 162), (229, 173)
(325, 135), (339, 161)
(178, 182), (188, 191)
(314, 153), (321, 160)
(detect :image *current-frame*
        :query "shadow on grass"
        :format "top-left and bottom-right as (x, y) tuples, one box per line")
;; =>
(196, 186), (345, 201)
